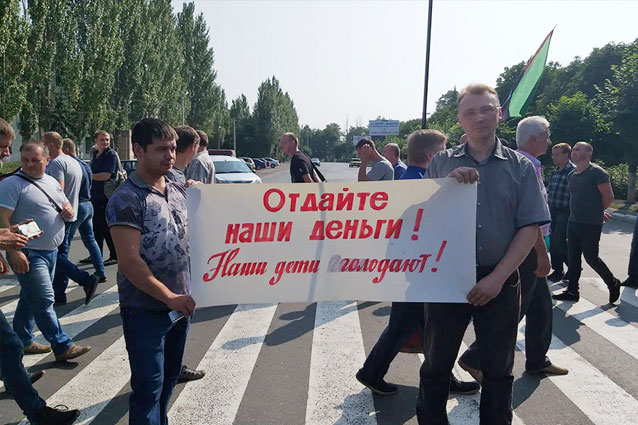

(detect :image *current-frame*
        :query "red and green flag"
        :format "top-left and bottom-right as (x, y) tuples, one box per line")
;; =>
(500, 29), (554, 121)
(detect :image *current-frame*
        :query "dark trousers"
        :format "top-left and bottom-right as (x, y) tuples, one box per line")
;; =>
(459, 251), (552, 372)
(0, 310), (46, 420)
(549, 207), (570, 274)
(53, 221), (93, 304)
(121, 307), (189, 425)
(567, 221), (616, 294)
(359, 302), (423, 383)
(628, 218), (638, 283)
(417, 270), (520, 425)
(93, 202), (116, 260)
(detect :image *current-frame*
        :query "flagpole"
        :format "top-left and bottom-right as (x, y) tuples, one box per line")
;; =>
(421, 0), (434, 129)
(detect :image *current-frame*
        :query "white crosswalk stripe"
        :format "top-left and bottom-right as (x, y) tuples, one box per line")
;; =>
(3, 277), (638, 424)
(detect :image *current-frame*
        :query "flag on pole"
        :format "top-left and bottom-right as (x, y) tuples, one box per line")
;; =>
(500, 28), (554, 121)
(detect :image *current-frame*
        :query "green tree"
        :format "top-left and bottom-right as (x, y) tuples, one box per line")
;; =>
(0, 0), (29, 121)
(253, 76), (299, 156)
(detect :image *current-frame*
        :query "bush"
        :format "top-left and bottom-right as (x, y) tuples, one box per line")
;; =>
(607, 163), (629, 200)
(0, 162), (20, 175)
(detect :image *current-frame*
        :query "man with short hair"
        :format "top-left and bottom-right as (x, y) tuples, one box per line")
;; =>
(0, 123), (81, 424)
(357, 130), (479, 396)
(546, 143), (575, 282)
(88, 130), (118, 266)
(356, 138), (394, 181)
(279, 132), (320, 183)
(458, 116), (568, 383)
(167, 126), (200, 185)
(553, 141), (621, 303)
(0, 141), (91, 361)
(417, 84), (549, 425)
(185, 130), (215, 184)
(381, 142), (407, 180)
(42, 132), (99, 306)
(107, 118), (195, 425)
(61, 138), (106, 284)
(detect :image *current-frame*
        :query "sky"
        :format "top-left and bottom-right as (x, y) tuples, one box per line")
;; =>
(171, 0), (638, 130)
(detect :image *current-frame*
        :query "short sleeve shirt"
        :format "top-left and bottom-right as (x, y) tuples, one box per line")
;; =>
(568, 163), (610, 225)
(393, 160), (407, 180)
(426, 139), (550, 267)
(367, 157), (394, 181)
(166, 168), (186, 185)
(185, 151), (215, 184)
(90, 148), (118, 205)
(47, 154), (83, 222)
(0, 172), (68, 250)
(106, 172), (190, 310)
(290, 151), (314, 183)
(73, 156), (92, 202)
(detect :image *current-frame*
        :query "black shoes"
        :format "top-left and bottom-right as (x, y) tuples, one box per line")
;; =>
(547, 271), (564, 282)
(356, 369), (398, 396)
(552, 290), (580, 302)
(621, 278), (638, 288)
(78, 256), (92, 264)
(33, 405), (80, 425)
(83, 275), (99, 306)
(177, 365), (206, 383)
(103, 257), (118, 266)
(609, 278), (621, 304)
(449, 375), (480, 395)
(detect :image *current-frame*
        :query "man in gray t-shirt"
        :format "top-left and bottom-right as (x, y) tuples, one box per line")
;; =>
(43, 132), (82, 222)
(355, 138), (394, 181)
(553, 141), (621, 303)
(185, 130), (215, 184)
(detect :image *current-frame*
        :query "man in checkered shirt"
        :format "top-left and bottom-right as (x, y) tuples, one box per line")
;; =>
(546, 142), (575, 282)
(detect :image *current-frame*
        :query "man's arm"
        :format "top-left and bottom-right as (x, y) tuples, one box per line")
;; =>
(533, 227), (551, 277)
(0, 206), (29, 274)
(302, 174), (314, 183)
(598, 182), (614, 210)
(467, 225), (538, 306)
(93, 172), (111, 181)
(110, 225), (195, 315)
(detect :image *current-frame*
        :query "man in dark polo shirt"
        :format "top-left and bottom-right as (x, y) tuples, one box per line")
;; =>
(89, 130), (118, 266)
(107, 118), (195, 425)
(552, 141), (621, 303)
(279, 132), (320, 183)
(416, 84), (549, 425)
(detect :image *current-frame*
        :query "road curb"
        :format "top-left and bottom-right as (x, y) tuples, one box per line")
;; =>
(611, 211), (637, 224)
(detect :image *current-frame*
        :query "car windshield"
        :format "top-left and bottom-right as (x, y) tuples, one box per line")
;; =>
(213, 160), (251, 173)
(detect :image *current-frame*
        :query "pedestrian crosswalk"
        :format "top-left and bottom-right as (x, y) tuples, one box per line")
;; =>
(3, 274), (638, 424)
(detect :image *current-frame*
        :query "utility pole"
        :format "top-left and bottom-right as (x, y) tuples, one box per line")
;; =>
(233, 118), (237, 153)
(421, 0), (434, 129)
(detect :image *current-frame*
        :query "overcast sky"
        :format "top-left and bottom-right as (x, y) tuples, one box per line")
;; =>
(171, 0), (638, 130)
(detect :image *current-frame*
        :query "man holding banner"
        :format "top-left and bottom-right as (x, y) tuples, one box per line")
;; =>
(416, 84), (550, 425)
(107, 118), (195, 425)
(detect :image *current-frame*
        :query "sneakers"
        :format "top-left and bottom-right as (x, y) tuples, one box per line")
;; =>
(609, 278), (621, 304)
(103, 257), (118, 266)
(457, 358), (483, 384)
(547, 271), (564, 282)
(552, 290), (579, 302)
(33, 404), (80, 425)
(55, 344), (92, 362)
(449, 375), (480, 395)
(527, 363), (569, 376)
(83, 275), (99, 305)
(356, 369), (398, 396)
(177, 365), (206, 383)
(24, 342), (52, 354)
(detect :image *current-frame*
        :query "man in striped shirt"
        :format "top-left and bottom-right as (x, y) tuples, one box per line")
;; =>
(546, 143), (575, 282)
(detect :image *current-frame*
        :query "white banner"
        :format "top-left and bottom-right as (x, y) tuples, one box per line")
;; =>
(187, 179), (477, 307)
(368, 120), (400, 136)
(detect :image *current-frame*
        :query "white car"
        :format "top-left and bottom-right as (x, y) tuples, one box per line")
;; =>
(210, 155), (262, 184)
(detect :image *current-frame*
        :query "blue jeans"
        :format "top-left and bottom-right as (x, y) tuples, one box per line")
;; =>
(53, 201), (105, 303)
(121, 307), (190, 425)
(628, 217), (638, 283)
(8, 249), (74, 355)
(0, 310), (46, 420)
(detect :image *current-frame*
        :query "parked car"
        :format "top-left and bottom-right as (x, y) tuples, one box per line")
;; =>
(211, 155), (262, 184)
(241, 157), (256, 171)
(349, 157), (361, 168)
(260, 158), (272, 168)
(121, 160), (138, 175)
(311, 158), (321, 167)
(253, 158), (266, 170)
(265, 157), (279, 167)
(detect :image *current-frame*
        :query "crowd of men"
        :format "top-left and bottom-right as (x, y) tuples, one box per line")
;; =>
(0, 81), (636, 425)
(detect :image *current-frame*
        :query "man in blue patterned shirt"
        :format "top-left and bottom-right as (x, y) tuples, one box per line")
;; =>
(107, 118), (195, 425)
(546, 143), (575, 282)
